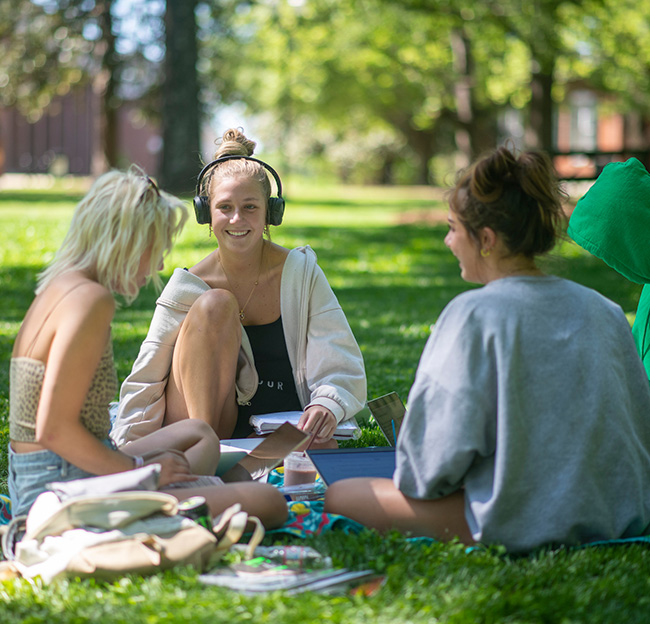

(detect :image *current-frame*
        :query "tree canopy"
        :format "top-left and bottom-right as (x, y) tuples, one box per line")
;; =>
(2, 0), (649, 185)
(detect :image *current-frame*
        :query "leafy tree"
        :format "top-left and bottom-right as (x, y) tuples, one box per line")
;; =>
(0, 0), (125, 172)
(0, 0), (202, 187)
(199, 0), (453, 182)
(558, 0), (650, 116)
(198, 0), (527, 182)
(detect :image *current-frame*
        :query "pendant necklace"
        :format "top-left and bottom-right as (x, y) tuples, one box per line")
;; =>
(218, 244), (265, 321)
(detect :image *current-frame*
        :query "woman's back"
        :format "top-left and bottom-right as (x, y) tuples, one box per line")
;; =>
(397, 275), (650, 552)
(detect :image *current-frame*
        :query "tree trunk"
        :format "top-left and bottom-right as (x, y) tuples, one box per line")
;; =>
(407, 128), (436, 184)
(161, 0), (201, 194)
(528, 62), (554, 151)
(93, 0), (118, 174)
(450, 27), (474, 168)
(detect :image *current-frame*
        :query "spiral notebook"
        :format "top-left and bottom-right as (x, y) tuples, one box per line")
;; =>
(249, 411), (361, 440)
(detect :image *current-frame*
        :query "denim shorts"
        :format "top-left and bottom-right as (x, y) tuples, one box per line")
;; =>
(8, 439), (116, 518)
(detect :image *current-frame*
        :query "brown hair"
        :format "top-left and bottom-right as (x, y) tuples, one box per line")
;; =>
(449, 146), (568, 258)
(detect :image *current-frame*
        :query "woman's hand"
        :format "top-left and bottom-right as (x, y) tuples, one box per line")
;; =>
(297, 406), (337, 444)
(141, 449), (197, 487)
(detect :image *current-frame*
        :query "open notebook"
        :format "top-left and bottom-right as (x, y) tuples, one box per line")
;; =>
(216, 422), (309, 478)
(366, 392), (406, 446)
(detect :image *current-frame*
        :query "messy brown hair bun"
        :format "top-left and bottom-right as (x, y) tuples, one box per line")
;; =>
(449, 145), (568, 258)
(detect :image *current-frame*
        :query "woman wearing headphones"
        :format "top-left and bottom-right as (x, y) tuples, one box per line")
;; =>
(111, 128), (366, 453)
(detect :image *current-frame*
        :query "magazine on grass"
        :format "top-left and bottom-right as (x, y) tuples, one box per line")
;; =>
(249, 411), (361, 440)
(199, 545), (377, 595)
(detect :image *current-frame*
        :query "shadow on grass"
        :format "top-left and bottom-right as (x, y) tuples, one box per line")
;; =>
(285, 196), (442, 209)
(0, 191), (85, 205)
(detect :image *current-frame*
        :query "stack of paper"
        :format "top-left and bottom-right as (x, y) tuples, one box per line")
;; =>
(249, 411), (361, 440)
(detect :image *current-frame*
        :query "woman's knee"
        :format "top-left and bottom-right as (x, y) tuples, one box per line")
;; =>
(185, 418), (219, 443)
(149, 420), (220, 467)
(208, 482), (288, 528)
(258, 485), (289, 527)
(188, 289), (240, 327)
(323, 478), (357, 514)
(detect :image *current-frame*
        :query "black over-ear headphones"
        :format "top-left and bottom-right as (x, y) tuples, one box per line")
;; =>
(193, 155), (285, 226)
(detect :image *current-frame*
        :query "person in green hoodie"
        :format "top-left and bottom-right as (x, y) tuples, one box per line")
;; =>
(567, 157), (650, 380)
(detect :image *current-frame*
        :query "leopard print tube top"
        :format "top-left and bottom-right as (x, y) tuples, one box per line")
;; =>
(9, 340), (118, 442)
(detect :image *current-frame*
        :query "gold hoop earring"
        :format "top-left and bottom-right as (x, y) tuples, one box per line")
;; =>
(480, 248), (490, 258)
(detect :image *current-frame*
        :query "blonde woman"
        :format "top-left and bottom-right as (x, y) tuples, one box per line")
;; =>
(9, 167), (287, 528)
(112, 129), (366, 450)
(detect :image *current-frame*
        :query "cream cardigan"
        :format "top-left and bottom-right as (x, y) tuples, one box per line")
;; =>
(110, 246), (367, 446)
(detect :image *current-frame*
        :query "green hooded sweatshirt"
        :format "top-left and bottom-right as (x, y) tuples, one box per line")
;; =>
(567, 157), (650, 379)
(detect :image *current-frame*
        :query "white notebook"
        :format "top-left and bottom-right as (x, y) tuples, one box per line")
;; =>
(249, 411), (361, 440)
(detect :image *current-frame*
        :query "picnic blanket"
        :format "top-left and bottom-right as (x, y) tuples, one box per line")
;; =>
(0, 495), (11, 525)
(267, 466), (366, 538)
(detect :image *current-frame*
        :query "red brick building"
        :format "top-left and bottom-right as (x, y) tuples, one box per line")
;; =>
(554, 87), (650, 178)
(0, 86), (160, 177)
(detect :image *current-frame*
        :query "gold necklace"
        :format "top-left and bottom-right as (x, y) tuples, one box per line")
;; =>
(218, 245), (265, 321)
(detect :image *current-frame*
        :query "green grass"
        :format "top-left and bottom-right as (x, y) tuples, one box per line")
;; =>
(1, 182), (649, 623)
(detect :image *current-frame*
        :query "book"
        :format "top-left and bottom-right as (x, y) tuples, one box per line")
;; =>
(165, 475), (225, 489)
(199, 547), (376, 595)
(215, 438), (264, 476)
(249, 411), (361, 440)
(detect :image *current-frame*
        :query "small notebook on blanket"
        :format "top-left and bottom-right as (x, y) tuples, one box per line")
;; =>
(367, 392), (406, 446)
(249, 411), (361, 440)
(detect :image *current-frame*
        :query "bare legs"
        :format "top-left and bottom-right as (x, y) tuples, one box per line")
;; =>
(123, 419), (220, 476)
(164, 289), (241, 439)
(162, 481), (288, 529)
(123, 420), (288, 529)
(324, 477), (475, 544)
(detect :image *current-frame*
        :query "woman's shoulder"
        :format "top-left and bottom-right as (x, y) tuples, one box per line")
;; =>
(451, 275), (623, 323)
(267, 241), (291, 263)
(14, 273), (113, 358)
(45, 272), (113, 309)
(51, 274), (115, 325)
(188, 250), (218, 282)
(284, 245), (318, 267)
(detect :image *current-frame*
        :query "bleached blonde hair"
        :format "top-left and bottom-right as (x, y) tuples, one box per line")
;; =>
(36, 166), (188, 304)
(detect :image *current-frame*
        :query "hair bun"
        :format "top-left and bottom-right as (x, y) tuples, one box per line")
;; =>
(471, 147), (518, 203)
(214, 127), (256, 159)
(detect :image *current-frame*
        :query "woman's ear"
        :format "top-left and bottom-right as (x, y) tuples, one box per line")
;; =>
(479, 227), (498, 255)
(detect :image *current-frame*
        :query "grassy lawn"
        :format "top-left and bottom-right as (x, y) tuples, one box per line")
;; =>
(1, 179), (649, 623)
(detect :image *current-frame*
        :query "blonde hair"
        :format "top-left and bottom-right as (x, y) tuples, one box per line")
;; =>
(37, 166), (188, 304)
(204, 128), (273, 230)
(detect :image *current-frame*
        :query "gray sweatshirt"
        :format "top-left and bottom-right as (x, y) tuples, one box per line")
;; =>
(395, 275), (650, 553)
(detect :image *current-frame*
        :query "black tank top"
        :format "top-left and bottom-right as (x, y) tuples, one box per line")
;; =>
(234, 316), (302, 437)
